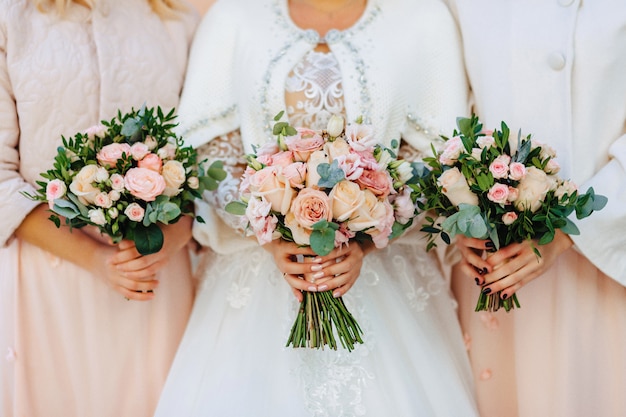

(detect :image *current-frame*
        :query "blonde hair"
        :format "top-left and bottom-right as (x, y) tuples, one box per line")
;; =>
(33, 0), (186, 18)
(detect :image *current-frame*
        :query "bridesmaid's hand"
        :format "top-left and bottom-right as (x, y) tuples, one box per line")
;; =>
(479, 230), (573, 299)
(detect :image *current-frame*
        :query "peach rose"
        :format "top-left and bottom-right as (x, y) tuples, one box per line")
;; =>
(437, 167), (478, 207)
(270, 151), (295, 168)
(329, 180), (366, 222)
(138, 153), (163, 172)
(162, 160), (186, 197)
(249, 167), (295, 215)
(124, 202), (145, 222)
(514, 166), (551, 212)
(124, 167), (166, 202)
(289, 188), (332, 229)
(356, 169), (392, 198)
(96, 143), (131, 167)
(285, 128), (325, 162)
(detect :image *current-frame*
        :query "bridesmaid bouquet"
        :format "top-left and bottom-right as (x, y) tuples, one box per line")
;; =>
(25, 106), (225, 255)
(226, 112), (418, 351)
(415, 115), (607, 312)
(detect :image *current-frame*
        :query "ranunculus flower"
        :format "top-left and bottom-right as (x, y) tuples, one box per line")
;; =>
(345, 123), (377, 152)
(285, 128), (325, 162)
(282, 162), (307, 189)
(162, 160), (186, 197)
(46, 179), (67, 209)
(356, 169), (393, 198)
(489, 155), (511, 179)
(326, 114), (345, 137)
(437, 167), (479, 207)
(502, 211), (518, 225)
(130, 142), (151, 161)
(124, 202), (145, 222)
(508, 162), (526, 181)
(487, 183), (510, 205)
(514, 166), (551, 212)
(124, 167), (166, 202)
(440, 136), (464, 165)
(289, 188), (332, 229)
(305, 150), (329, 188)
(138, 153), (163, 172)
(88, 208), (106, 226)
(249, 166), (295, 215)
(96, 143), (131, 167)
(329, 180), (366, 222)
(94, 192), (113, 208)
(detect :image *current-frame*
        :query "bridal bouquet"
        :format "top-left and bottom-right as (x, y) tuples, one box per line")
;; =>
(226, 112), (417, 351)
(25, 106), (225, 255)
(415, 115), (607, 312)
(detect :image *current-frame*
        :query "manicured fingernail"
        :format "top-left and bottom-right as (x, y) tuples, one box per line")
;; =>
(312, 271), (325, 279)
(311, 264), (323, 272)
(318, 284), (328, 291)
(475, 277), (481, 286)
(485, 241), (495, 249)
(307, 286), (317, 292)
(333, 291), (341, 298)
(501, 293), (508, 300)
(482, 287), (492, 295)
(312, 257), (322, 263)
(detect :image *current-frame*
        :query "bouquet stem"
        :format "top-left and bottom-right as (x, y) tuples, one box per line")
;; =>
(286, 290), (363, 351)
(475, 291), (520, 313)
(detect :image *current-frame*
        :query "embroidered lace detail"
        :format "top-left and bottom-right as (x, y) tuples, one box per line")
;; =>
(285, 51), (345, 130)
(196, 131), (247, 233)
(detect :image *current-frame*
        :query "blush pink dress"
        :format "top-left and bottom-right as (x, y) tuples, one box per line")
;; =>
(0, 1), (198, 416)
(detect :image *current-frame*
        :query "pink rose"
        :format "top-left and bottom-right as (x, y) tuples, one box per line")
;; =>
(439, 136), (464, 165)
(96, 143), (131, 167)
(249, 166), (295, 215)
(94, 192), (113, 208)
(46, 179), (67, 209)
(514, 166), (551, 212)
(124, 167), (166, 202)
(130, 142), (151, 161)
(270, 151), (295, 168)
(345, 123), (377, 152)
(124, 202), (145, 222)
(110, 173), (126, 191)
(282, 162), (307, 189)
(285, 128), (325, 162)
(356, 169), (393, 198)
(487, 183), (510, 205)
(489, 155), (511, 179)
(368, 199), (395, 249)
(138, 153), (163, 172)
(437, 167), (479, 207)
(289, 188), (332, 229)
(256, 141), (280, 157)
(502, 212), (518, 226)
(508, 162), (526, 181)
(392, 187), (415, 225)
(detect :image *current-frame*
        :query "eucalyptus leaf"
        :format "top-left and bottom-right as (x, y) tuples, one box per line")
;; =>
(225, 201), (248, 215)
(317, 160), (345, 188)
(52, 199), (80, 219)
(121, 117), (142, 138)
(310, 227), (336, 256)
(133, 223), (164, 255)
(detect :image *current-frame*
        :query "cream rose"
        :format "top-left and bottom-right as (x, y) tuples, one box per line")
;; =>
(162, 160), (186, 197)
(284, 212), (311, 245)
(329, 180), (366, 222)
(124, 202), (145, 222)
(324, 137), (351, 161)
(347, 189), (383, 232)
(514, 166), (551, 212)
(249, 167), (295, 215)
(437, 167), (479, 207)
(305, 150), (329, 188)
(124, 167), (166, 202)
(69, 165), (100, 204)
(157, 143), (177, 160)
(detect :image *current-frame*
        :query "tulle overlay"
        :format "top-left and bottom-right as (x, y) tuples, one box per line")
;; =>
(155, 231), (476, 416)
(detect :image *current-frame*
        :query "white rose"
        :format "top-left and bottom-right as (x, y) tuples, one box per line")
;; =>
(88, 208), (106, 226)
(514, 166), (551, 212)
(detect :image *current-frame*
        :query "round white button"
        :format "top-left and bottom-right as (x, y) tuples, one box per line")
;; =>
(548, 52), (566, 70)
(559, 0), (575, 6)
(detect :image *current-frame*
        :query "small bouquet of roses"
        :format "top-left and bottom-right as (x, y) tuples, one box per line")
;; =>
(25, 106), (225, 255)
(415, 115), (607, 312)
(226, 112), (417, 351)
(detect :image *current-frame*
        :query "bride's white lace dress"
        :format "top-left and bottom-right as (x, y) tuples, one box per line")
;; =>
(154, 46), (477, 416)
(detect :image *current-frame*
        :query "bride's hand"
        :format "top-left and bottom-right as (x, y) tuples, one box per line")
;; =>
(310, 242), (368, 298)
(263, 240), (323, 299)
